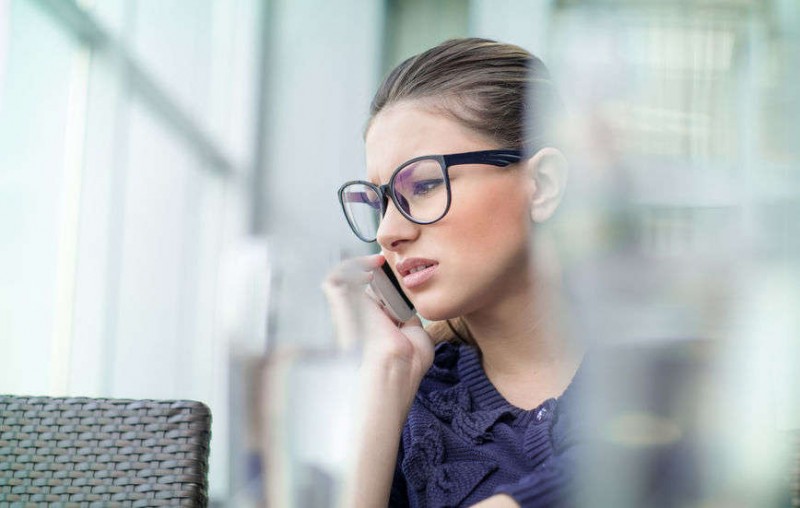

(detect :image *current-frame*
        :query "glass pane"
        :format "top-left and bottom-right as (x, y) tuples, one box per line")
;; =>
(110, 100), (195, 397)
(131, 0), (215, 130)
(0, 0), (79, 394)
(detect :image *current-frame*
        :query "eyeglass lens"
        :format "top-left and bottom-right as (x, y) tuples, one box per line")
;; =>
(341, 183), (381, 241)
(393, 159), (447, 222)
(341, 159), (448, 241)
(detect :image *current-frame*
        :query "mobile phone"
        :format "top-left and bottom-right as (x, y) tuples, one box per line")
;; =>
(370, 262), (415, 322)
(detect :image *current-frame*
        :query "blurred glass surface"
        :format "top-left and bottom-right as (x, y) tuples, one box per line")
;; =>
(545, 1), (800, 506)
(0, 0), (797, 506)
(0, 0), (77, 396)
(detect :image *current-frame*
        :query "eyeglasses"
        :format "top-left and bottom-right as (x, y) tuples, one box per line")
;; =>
(337, 149), (523, 243)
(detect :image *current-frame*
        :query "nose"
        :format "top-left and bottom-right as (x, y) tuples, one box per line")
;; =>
(376, 198), (419, 251)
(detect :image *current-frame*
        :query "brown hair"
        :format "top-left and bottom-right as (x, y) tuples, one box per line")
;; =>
(369, 37), (561, 156)
(368, 38), (562, 346)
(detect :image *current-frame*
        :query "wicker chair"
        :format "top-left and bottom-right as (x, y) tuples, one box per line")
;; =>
(0, 395), (211, 507)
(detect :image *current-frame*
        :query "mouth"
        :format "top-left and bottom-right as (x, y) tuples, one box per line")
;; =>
(396, 258), (439, 289)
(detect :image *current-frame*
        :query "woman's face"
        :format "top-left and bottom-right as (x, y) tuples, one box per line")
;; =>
(365, 101), (535, 321)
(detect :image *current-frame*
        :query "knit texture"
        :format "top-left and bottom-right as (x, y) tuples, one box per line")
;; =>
(389, 342), (582, 508)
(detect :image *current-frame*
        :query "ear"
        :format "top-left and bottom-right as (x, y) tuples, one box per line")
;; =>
(526, 147), (568, 224)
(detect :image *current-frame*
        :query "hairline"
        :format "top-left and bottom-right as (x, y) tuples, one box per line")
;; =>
(363, 95), (510, 149)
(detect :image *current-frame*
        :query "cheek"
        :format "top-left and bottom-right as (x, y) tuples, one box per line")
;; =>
(446, 179), (531, 249)
(433, 179), (532, 298)
(412, 206), (531, 321)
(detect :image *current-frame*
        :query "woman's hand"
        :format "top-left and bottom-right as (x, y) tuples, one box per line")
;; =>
(323, 253), (435, 399)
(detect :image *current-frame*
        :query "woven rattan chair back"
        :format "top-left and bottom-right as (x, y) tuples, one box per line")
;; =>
(0, 395), (211, 507)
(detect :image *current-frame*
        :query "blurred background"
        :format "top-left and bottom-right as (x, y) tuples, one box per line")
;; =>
(1, 0), (798, 506)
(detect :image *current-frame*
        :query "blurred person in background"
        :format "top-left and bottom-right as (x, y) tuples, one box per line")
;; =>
(325, 38), (582, 507)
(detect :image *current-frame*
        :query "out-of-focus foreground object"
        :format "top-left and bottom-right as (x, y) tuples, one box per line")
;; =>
(0, 395), (212, 506)
(544, 0), (800, 506)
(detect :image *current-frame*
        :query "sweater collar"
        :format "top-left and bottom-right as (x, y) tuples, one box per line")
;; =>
(456, 343), (585, 426)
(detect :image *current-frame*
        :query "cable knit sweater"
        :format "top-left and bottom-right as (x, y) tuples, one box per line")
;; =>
(389, 341), (582, 508)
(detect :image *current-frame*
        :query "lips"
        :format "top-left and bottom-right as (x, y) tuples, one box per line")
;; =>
(395, 257), (439, 289)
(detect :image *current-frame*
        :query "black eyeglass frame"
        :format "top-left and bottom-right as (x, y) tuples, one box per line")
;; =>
(337, 149), (524, 243)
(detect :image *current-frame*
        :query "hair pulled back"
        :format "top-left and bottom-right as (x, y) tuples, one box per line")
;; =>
(369, 37), (560, 156)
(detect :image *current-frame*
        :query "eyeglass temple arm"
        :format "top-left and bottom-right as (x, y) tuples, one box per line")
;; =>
(443, 150), (523, 167)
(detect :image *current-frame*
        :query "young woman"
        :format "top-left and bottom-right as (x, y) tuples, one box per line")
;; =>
(325, 38), (585, 508)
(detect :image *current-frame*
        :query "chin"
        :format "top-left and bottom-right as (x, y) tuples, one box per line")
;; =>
(411, 295), (465, 322)
(416, 308), (453, 322)
(413, 282), (498, 324)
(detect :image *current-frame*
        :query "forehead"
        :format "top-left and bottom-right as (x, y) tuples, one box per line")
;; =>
(364, 101), (495, 183)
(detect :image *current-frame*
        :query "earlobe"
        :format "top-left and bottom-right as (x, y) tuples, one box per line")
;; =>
(527, 147), (568, 224)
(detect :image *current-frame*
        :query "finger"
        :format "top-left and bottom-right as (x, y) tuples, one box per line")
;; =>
(323, 270), (373, 296)
(324, 255), (383, 289)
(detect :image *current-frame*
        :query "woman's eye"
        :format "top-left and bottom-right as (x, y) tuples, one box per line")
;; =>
(412, 179), (444, 196)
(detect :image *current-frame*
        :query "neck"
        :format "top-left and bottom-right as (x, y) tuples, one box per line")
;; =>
(462, 243), (584, 408)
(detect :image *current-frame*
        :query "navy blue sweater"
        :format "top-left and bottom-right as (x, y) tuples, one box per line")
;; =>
(389, 341), (582, 507)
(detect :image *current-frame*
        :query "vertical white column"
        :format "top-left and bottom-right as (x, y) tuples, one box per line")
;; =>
(50, 45), (91, 396)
